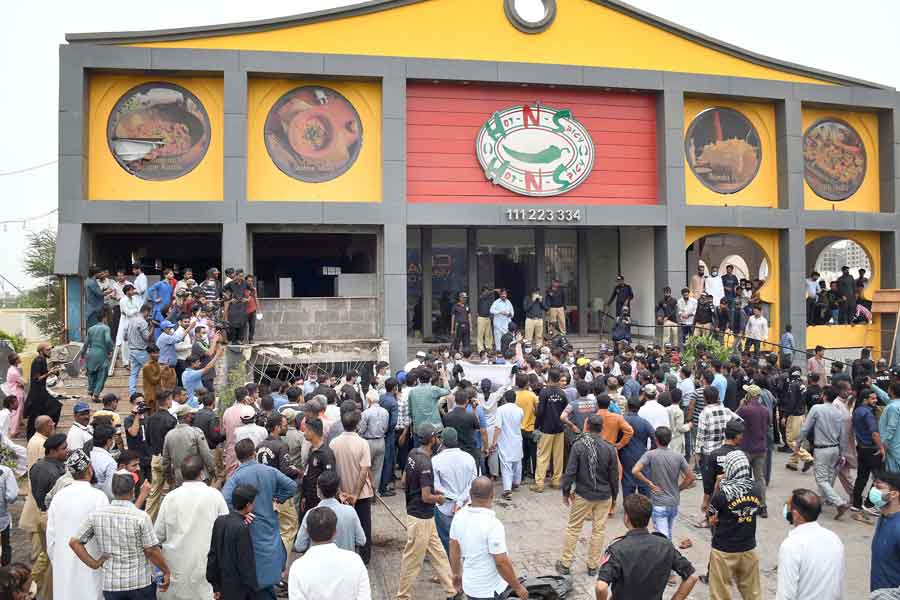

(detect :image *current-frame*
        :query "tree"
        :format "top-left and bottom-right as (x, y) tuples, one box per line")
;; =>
(23, 229), (63, 341)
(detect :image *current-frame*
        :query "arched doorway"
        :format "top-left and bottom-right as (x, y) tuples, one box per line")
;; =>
(805, 236), (875, 326)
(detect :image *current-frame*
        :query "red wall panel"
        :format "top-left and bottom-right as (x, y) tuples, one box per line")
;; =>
(407, 82), (658, 204)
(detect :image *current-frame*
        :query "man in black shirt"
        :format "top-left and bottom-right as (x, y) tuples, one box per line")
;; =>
(783, 370), (814, 471)
(339, 371), (363, 409)
(475, 286), (497, 353)
(300, 418), (335, 517)
(852, 347), (876, 381)
(557, 415), (619, 577)
(523, 288), (548, 348)
(656, 286), (679, 348)
(449, 292), (471, 352)
(124, 394), (152, 482)
(397, 423), (456, 600)
(546, 279), (568, 335)
(803, 372), (823, 411)
(707, 450), (763, 600)
(875, 359), (892, 393)
(29, 433), (67, 600)
(531, 368), (568, 492)
(596, 494), (697, 600)
(144, 390), (177, 521)
(607, 274), (634, 317)
(441, 390), (481, 468)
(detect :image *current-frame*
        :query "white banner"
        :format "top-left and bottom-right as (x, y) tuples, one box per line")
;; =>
(459, 362), (514, 390)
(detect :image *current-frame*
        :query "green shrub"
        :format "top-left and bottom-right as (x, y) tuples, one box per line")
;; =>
(0, 330), (26, 353)
(681, 332), (731, 368)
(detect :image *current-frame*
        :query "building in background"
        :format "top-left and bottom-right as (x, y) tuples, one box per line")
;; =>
(54, 0), (900, 365)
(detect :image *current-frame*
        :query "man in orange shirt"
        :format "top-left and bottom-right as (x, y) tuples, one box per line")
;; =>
(513, 373), (539, 480)
(596, 394), (634, 449)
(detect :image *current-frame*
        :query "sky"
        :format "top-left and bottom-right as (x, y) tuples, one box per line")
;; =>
(0, 0), (897, 292)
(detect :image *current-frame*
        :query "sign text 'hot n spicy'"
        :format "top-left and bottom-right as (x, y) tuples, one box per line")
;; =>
(476, 104), (595, 197)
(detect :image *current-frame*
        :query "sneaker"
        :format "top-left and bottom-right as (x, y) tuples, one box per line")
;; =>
(529, 485), (545, 493)
(785, 464), (798, 471)
(802, 460), (814, 473)
(849, 506), (861, 513)
(758, 507), (768, 519)
(501, 491), (512, 501)
(554, 561), (570, 576)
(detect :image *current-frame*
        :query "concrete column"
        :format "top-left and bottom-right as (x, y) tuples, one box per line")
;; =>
(535, 228), (546, 295)
(467, 228), (478, 301)
(775, 98), (804, 211)
(222, 223), (248, 272)
(383, 223), (408, 367)
(781, 227), (806, 360)
(223, 71), (248, 222)
(882, 231), (900, 362)
(578, 229), (589, 336)
(422, 228), (433, 340)
(663, 224), (687, 295)
(658, 89), (686, 210)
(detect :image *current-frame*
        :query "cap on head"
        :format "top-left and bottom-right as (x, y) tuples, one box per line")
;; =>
(742, 384), (762, 398)
(440, 427), (459, 448)
(416, 351), (427, 359)
(415, 423), (439, 443)
(642, 384), (658, 398)
(172, 403), (198, 417)
(160, 320), (176, 330)
(239, 405), (257, 423)
(65, 448), (91, 474)
(73, 402), (90, 414)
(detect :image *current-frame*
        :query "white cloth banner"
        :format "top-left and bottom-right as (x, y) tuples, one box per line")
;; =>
(459, 363), (514, 390)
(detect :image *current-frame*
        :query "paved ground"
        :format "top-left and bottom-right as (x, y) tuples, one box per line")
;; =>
(367, 450), (875, 600)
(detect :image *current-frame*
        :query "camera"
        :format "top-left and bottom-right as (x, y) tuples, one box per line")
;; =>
(135, 401), (149, 414)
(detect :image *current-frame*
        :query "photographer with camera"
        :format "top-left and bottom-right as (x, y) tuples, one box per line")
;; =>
(524, 288), (548, 348)
(125, 393), (152, 483)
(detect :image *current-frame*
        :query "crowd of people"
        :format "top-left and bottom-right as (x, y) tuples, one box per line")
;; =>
(0, 263), (898, 600)
(806, 267), (873, 326)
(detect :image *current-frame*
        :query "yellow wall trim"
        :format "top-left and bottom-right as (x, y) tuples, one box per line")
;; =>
(128, 0), (831, 85)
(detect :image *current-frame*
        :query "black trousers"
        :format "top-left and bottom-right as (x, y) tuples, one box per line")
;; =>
(452, 323), (470, 352)
(0, 526), (10, 566)
(246, 312), (257, 343)
(354, 497), (372, 565)
(521, 430), (537, 478)
(853, 445), (883, 508)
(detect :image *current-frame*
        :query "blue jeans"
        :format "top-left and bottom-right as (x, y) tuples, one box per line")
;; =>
(128, 349), (149, 396)
(652, 505), (678, 539)
(103, 584), (156, 600)
(434, 508), (454, 556)
(380, 430), (396, 493)
(620, 464), (648, 498)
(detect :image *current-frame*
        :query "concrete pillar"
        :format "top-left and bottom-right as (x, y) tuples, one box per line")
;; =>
(781, 227), (806, 360)
(467, 228), (478, 302)
(883, 231), (900, 363)
(578, 229), (589, 336)
(534, 228), (546, 293)
(422, 228), (433, 340)
(663, 224), (687, 296)
(222, 223), (248, 272)
(383, 223), (408, 368)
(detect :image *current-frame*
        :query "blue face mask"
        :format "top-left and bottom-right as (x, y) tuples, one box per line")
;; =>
(870, 487), (890, 509)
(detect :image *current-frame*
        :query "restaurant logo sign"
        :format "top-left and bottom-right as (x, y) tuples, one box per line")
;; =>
(476, 104), (594, 197)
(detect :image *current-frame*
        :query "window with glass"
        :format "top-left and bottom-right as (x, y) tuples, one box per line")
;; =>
(476, 229), (535, 326)
(432, 229), (468, 335)
(545, 229), (578, 308)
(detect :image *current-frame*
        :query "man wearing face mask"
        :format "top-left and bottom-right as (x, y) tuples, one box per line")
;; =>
(870, 471), (900, 594)
(775, 488), (844, 600)
(705, 266), (725, 307)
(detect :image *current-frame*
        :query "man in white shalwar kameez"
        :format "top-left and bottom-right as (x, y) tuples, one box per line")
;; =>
(46, 449), (108, 600)
(493, 392), (524, 500)
(154, 456), (228, 600)
(704, 267), (725, 307)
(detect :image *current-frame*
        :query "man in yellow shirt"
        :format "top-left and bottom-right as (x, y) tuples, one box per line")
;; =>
(91, 393), (125, 450)
(514, 373), (538, 480)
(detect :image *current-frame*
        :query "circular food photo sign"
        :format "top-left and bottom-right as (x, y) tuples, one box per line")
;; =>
(684, 107), (762, 194)
(264, 86), (363, 183)
(803, 119), (866, 201)
(107, 82), (211, 180)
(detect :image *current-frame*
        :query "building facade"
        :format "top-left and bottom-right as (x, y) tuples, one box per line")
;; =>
(56, 0), (900, 366)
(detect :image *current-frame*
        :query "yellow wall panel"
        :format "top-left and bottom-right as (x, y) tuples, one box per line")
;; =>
(802, 108), (880, 212)
(88, 74), (223, 201)
(805, 230), (881, 354)
(684, 99), (778, 208)
(134, 0), (829, 85)
(685, 227), (780, 344)
(247, 79), (382, 202)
